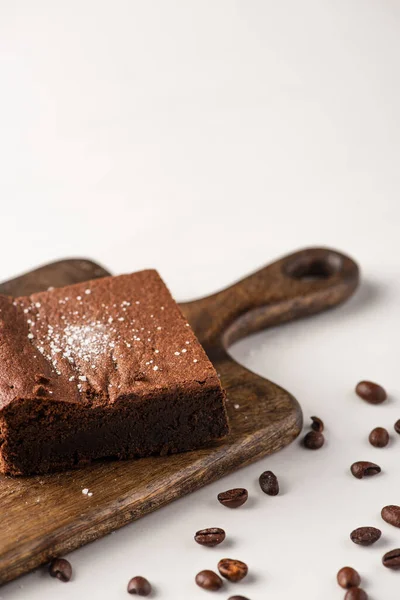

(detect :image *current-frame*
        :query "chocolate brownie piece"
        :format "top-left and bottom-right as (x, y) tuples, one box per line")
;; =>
(0, 271), (228, 475)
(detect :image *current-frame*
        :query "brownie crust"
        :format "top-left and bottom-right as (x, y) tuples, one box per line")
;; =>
(0, 271), (228, 475)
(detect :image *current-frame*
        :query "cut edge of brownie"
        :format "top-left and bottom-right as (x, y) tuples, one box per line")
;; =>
(0, 383), (228, 475)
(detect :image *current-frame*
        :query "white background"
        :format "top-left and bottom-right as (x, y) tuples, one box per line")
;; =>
(1, 1), (400, 598)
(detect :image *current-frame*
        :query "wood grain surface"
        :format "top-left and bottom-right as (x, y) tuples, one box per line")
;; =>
(0, 248), (359, 585)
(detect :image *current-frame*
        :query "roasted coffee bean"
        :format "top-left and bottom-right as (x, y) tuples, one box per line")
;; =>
(350, 526), (381, 546)
(218, 558), (248, 582)
(228, 597), (251, 600)
(369, 427), (389, 448)
(194, 528), (226, 547)
(310, 416), (324, 432)
(48, 558), (72, 582)
(195, 570), (223, 591)
(394, 419), (400, 434)
(337, 566), (361, 589)
(381, 505), (400, 528)
(127, 576), (152, 596)
(303, 430), (324, 449)
(350, 461), (381, 479)
(345, 588), (368, 600)
(218, 488), (248, 508)
(259, 471), (279, 496)
(382, 549), (400, 569)
(355, 381), (387, 404)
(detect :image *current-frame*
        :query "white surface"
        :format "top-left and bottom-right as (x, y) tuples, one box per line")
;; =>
(1, 1), (400, 598)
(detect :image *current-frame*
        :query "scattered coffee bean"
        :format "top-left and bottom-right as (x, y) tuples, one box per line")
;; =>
(218, 488), (248, 508)
(259, 471), (279, 496)
(369, 427), (389, 448)
(350, 461), (381, 479)
(194, 528), (226, 547)
(337, 566), (361, 589)
(310, 416), (324, 432)
(382, 549), (400, 569)
(195, 570), (223, 591)
(381, 505), (400, 528)
(350, 526), (381, 546)
(48, 558), (72, 582)
(303, 430), (324, 449)
(394, 419), (400, 434)
(345, 588), (368, 600)
(355, 381), (387, 404)
(228, 597), (251, 600)
(218, 558), (248, 582)
(127, 576), (152, 596)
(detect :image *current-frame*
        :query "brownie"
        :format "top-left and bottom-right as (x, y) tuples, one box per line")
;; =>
(0, 270), (228, 475)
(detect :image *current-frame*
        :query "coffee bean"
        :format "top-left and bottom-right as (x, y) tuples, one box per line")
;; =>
(337, 566), (361, 589)
(345, 588), (368, 600)
(218, 558), (248, 582)
(355, 381), (387, 404)
(195, 570), (223, 591)
(350, 461), (381, 479)
(350, 526), (381, 546)
(48, 558), (72, 582)
(194, 528), (226, 547)
(228, 597), (251, 600)
(218, 488), (248, 508)
(127, 576), (152, 596)
(303, 431), (324, 449)
(394, 419), (400, 434)
(369, 427), (389, 448)
(382, 549), (400, 569)
(381, 505), (400, 528)
(259, 471), (279, 496)
(310, 416), (324, 432)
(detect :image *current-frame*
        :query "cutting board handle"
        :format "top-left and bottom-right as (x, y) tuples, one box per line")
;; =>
(180, 247), (359, 349)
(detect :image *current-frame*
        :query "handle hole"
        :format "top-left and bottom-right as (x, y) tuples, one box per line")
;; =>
(285, 254), (342, 281)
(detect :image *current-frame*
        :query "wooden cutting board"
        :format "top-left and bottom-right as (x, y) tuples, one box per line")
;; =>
(0, 248), (359, 585)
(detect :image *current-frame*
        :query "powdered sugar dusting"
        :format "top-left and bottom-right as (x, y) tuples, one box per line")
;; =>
(62, 322), (111, 364)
